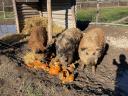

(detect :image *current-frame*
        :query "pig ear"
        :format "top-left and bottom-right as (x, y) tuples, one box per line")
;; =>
(81, 48), (87, 51)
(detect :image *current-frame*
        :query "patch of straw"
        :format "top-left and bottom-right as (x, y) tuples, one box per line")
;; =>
(22, 16), (64, 35)
(23, 51), (36, 64)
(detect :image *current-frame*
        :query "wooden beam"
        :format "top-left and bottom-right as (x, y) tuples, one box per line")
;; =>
(71, 1), (76, 28)
(47, 0), (53, 44)
(96, 1), (100, 24)
(12, 0), (20, 33)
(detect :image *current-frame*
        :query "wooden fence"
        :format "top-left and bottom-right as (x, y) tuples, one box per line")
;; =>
(77, 1), (128, 9)
(0, 1), (15, 36)
(0, 2), (14, 19)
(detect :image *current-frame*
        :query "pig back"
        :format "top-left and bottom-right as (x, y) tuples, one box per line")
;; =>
(56, 28), (82, 65)
(80, 28), (105, 49)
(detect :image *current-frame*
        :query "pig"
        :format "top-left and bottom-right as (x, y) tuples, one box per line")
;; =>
(78, 27), (105, 74)
(56, 28), (82, 69)
(28, 26), (47, 54)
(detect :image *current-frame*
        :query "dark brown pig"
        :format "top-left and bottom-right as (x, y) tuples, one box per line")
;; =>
(56, 28), (82, 69)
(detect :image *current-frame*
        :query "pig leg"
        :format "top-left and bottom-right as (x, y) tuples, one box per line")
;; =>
(67, 55), (73, 67)
(92, 65), (96, 75)
(78, 60), (85, 70)
(59, 56), (68, 69)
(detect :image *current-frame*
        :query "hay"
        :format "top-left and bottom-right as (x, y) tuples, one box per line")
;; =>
(22, 16), (64, 35)
(22, 16), (48, 34)
(52, 22), (64, 36)
(23, 51), (36, 64)
(23, 51), (45, 64)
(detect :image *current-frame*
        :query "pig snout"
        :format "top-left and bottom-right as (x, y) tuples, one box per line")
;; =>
(87, 56), (98, 66)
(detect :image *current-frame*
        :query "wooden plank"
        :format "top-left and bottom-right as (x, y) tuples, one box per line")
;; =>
(17, 9), (38, 12)
(12, 0), (20, 33)
(43, 14), (73, 20)
(16, 6), (38, 10)
(43, 12), (72, 16)
(18, 14), (39, 18)
(16, 3), (38, 7)
(16, 2), (38, 7)
(47, 0), (53, 44)
(51, 0), (69, 3)
(18, 17), (31, 20)
(42, 5), (71, 11)
(51, 3), (70, 6)
(16, 0), (39, 2)
(42, 9), (72, 14)
(53, 20), (74, 28)
(53, 19), (73, 23)
(18, 12), (39, 15)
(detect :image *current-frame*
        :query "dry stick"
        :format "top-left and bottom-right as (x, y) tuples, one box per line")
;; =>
(0, 41), (16, 54)
(0, 40), (24, 56)
(0, 39), (28, 56)
(0, 40), (17, 49)
(0, 40), (24, 66)
(0, 34), (28, 50)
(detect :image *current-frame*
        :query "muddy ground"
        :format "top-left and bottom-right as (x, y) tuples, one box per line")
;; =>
(0, 25), (128, 96)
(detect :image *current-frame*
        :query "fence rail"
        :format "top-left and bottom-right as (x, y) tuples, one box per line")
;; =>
(90, 22), (128, 27)
(76, 1), (128, 9)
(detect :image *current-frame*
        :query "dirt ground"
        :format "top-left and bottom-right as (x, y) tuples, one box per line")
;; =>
(0, 25), (128, 96)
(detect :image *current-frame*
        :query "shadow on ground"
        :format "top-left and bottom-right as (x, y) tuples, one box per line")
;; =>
(113, 54), (128, 96)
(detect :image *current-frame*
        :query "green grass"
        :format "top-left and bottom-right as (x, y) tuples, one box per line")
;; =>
(77, 8), (96, 21)
(77, 7), (128, 23)
(0, 12), (14, 19)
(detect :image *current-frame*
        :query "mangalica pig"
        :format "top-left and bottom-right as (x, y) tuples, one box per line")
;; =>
(28, 26), (47, 53)
(78, 28), (105, 74)
(56, 28), (82, 69)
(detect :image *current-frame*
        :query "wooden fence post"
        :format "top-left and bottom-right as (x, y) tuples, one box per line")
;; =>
(96, 1), (100, 24)
(2, 2), (6, 19)
(71, 1), (76, 28)
(47, 0), (53, 44)
(118, 0), (120, 7)
(12, 0), (20, 33)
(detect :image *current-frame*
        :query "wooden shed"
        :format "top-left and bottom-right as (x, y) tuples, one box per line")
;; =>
(12, 0), (76, 43)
